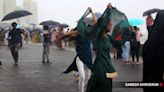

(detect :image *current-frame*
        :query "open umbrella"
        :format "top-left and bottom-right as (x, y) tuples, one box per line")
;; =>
(128, 18), (144, 26)
(83, 12), (102, 25)
(1, 10), (32, 21)
(59, 23), (69, 28)
(76, 12), (102, 25)
(143, 8), (161, 16)
(39, 20), (60, 26)
(93, 12), (102, 18)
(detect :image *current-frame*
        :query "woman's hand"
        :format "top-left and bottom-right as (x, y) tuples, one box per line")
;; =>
(88, 7), (93, 13)
(107, 3), (112, 9)
(88, 7), (97, 24)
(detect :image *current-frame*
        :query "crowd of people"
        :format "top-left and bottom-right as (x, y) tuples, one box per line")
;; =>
(0, 2), (163, 92)
(115, 25), (143, 64)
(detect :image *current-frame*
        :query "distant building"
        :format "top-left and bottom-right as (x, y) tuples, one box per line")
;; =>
(0, 0), (16, 23)
(23, 0), (38, 24)
(15, 6), (27, 24)
(0, 0), (4, 21)
(0, 0), (37, 26)
(3, 0), (16, 15)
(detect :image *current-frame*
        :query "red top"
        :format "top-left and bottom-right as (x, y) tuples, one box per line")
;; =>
(115, 35), (122, 40)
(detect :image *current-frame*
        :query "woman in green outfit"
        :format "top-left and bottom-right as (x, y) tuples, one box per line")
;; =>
(86, 3), (128, 92)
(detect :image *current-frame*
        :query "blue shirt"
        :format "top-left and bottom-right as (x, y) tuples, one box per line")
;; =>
(8, 28), (23, 45)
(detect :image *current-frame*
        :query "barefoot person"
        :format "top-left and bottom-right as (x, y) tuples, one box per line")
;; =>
(143, 10), (164, 92)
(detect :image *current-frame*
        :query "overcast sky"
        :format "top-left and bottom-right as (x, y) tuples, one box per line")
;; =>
(17, 0), (164, 27)
(16, 0), (164, 42)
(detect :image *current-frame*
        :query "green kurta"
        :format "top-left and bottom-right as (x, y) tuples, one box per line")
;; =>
(76, 6), (128, 92)
(86, 30), (120, 92)
(85, 6), (127, 92)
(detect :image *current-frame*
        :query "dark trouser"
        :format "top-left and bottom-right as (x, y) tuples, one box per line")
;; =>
(117, 45), (122, 59)
(42, 43), (50, 63)
(131, 42), (140, 62)
(10, 43), (21, 64)
(143, 61), (164, 92)
(113, 44), (122, 59)
(142, 39), (164, 92)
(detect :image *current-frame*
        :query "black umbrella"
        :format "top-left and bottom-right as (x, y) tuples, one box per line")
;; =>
(93, 12), (102, 18)
(39, 20), (60, 26)
(84, 12), (102, 25)
(143, 8), (161, 16)
(76, 12), (102, 25)
(59, 23), (69, 28)
(1, 10), (32, 21)
(33, 28), (42, 32)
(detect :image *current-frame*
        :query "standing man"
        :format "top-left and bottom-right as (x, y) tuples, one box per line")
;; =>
(42, 25), (51, 63)
(8, 22), (24, 65)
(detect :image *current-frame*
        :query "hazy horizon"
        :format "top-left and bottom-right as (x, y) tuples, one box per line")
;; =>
(16, 0), (164, 43)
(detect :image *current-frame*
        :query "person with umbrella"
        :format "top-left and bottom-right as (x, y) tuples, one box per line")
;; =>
(120, 18), (144, 64)
(143, 8), (160, 39)
(142, 10), (164, 92)
(8, 22), (25, 65)
(42, 25), (51, 63)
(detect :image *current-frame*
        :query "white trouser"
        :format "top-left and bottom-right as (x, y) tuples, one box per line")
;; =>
(76, 57), (91, 92)
(122, 41), (130, 62)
